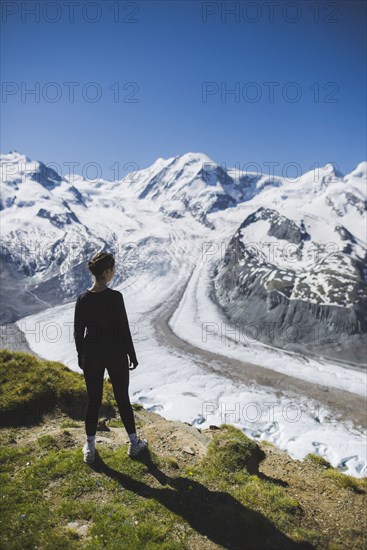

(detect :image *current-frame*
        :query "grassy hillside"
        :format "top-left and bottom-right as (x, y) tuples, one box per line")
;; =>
(0, 349), (366, 549)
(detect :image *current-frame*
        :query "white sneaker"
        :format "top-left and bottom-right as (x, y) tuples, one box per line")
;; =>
(128, 438), (148, 458)
(82, 443), (96, 463)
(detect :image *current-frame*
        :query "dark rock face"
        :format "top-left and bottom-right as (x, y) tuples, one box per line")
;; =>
(198, 163), (233, 187)
(326, 192), (367, 217)
(238, 207), (311, 245)
(212, 208), (367, 367)
(36, 207), (79, 228)
(29, 161), (62, 190)
(345, 192), (367, 214)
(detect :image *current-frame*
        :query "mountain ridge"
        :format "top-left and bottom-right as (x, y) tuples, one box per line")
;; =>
(1, 150), (366, 365)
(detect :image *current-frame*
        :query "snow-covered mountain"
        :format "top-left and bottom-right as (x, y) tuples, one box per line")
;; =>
(1, 149), (366, 365)
(115, 151), (293, 227)
(210, 162), (367, 365)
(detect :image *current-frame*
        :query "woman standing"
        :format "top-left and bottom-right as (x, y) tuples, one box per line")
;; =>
(73, 251), (148, 463)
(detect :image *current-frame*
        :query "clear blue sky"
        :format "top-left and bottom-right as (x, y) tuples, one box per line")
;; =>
(1, 0), (366, 180)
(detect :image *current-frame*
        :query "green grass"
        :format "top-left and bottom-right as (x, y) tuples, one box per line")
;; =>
(106, 419), (123, 428)
(0, 439), (188, 549)
(202, 422), (266, 477)
(290, 527), (323, 547)
(0, 349), (116, 426)
(193, 424), (303, 534)
(0, 417), (364, 550)
(37, 434), (59, 450)
(304, 450), (367, 495)
(323, 468), (367, 493)
(304, 453), (333, 470)
(60, 419), (84, 429)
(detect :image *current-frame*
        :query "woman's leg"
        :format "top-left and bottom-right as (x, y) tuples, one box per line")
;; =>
(83, 360), (105, 436)
(107, 359), (136, 435)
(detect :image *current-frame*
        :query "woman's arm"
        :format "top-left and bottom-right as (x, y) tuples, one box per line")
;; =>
(116, 291), (138, 368)
(73, 295), (86, 368)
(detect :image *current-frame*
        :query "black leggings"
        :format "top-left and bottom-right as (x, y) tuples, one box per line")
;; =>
(82, 356), (136, 436)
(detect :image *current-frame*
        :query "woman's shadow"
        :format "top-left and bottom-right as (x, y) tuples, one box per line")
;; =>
(88, 448), (314, 550)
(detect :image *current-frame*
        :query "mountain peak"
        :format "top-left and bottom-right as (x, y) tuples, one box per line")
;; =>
(321, 163), (344, 179)
(1, 150), (31, 164)
(347, 161), (367, 179)
(175, 152), (215, 165)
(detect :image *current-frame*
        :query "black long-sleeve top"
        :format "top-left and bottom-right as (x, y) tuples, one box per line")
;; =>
(73, 288), (137, 367)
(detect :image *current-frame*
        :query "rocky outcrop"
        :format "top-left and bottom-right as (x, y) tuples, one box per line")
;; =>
(212, 208), (367, 367)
